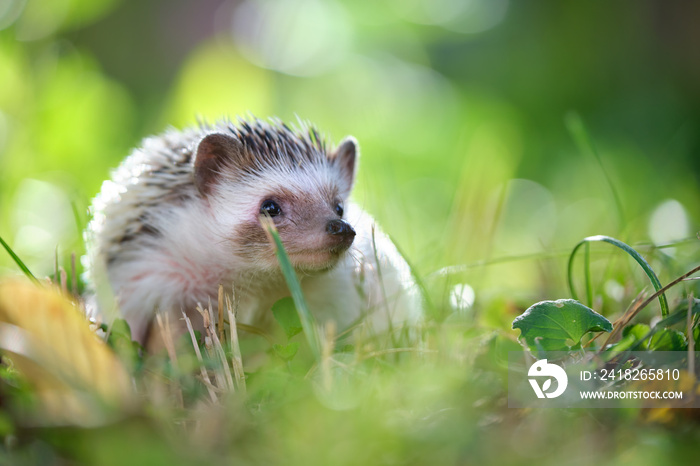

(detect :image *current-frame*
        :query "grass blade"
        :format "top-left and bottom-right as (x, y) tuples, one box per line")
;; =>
(261, 217), (321, 361)
(391, 235), (434, 318)
(565, 112), (625, 227)
(599, 264), (700, 353)
(568, 235), (669, 317)
(0, 235), (39, 284)
(584, 241), (592, 307)
(70, 199), (85, 233)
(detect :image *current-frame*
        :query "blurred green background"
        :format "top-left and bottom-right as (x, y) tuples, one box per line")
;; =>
(1, 0), (699, 316)
(2, 2), (700, 465)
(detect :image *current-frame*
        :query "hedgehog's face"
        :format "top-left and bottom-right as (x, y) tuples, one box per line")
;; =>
(253, 178), (356, 272)
(193, 125), (358, 273)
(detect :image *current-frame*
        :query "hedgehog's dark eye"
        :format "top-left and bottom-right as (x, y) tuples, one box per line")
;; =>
(335, 203), (344, 217)
(261, 200), (282, 217)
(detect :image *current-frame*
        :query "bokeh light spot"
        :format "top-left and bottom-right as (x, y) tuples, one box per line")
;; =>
(231, 0), (353, 77)
(648, 199), (689, 247)
(450, 283), (476, 313)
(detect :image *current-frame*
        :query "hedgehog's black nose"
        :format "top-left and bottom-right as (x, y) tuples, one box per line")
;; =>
(326, 219), (356, 240)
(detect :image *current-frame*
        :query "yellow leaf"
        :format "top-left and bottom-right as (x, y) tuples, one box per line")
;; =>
(0, 279), (134, 426)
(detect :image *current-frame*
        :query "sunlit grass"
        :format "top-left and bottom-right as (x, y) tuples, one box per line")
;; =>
(1, 221), (699, 465)
(568, 235), (670, 317)
(0, 235), (37, 284)
(2, 1), (700, 464)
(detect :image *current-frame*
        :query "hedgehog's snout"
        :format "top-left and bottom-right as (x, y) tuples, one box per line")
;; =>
(326, 219), (355, 251)
(326, 219), (354, 236)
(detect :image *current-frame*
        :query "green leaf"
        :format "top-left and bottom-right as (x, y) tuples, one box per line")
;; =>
(622, 323), (651, 341)
(648, 329), (687, 351)
(272, 297), (303, 339)
(512, 299), (613, 352)
(604, 323), (651, 355)
(108, 318), (133, 341)
(272, 342), (299, 362)
(105, 319), (142, 372)
(622, 300), (700, 352)
(618, 323), (650, 351)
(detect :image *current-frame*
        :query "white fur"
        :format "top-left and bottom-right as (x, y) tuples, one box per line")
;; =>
(302, 203), (422, 334)
(85, 121), (422, 344)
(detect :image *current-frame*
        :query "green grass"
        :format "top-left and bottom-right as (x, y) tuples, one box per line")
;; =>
(2, 2), (700, 461)
(565, 112), (627, 229)
(568, 235), (670, 317)
(0, 236), (38, 284)
(261, 216), (322, 361)
(1, 222), (700, 465)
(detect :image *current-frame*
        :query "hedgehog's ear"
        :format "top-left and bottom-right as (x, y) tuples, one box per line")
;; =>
(194, 133), (245, 195)
(331, 136), (358, 191)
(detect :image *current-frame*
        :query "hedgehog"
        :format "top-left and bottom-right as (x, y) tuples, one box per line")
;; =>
(85, 117), (422, 345)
